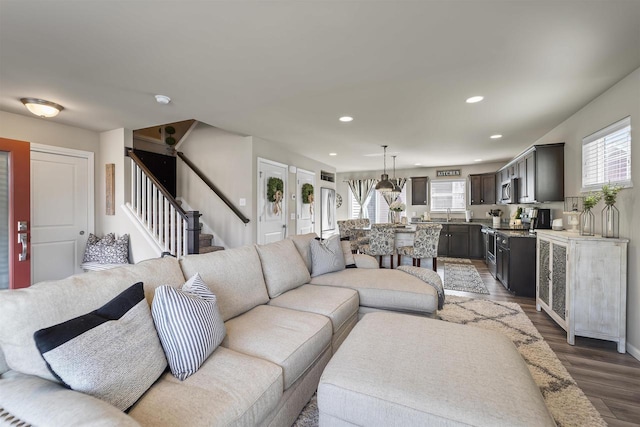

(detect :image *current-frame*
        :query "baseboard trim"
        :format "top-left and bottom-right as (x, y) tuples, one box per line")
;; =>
(626, 341), (640, 362)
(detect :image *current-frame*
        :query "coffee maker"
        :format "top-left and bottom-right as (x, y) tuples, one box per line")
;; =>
(523, 208), (552, 232)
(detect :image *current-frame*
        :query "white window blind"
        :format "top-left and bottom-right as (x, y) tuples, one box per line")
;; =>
(582, 117), (631, 190)
(430, 179), (466, 212)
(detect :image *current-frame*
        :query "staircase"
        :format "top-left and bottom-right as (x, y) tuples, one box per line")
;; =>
(198, 230), (224, 254)
(126, 150), (225, 257)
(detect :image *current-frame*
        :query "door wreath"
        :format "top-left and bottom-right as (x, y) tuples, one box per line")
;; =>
(301, 183), (314, 214)
(267, 177), (284, 215)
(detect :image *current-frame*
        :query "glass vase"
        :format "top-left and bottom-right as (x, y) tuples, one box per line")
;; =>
(580, 208), (595, 236)
(601, 204), (619, 238)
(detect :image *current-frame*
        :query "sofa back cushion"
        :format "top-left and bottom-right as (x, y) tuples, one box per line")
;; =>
(288, 233), (319, 273)
(0, 257), (185, 382)
(179, 245), (269, 321)
(255, 239), (311, 298)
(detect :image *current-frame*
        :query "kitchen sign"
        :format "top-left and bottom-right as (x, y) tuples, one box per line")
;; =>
(436, 169), (461, 177)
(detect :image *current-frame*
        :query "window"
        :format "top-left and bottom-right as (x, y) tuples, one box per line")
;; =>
(349, 186), (407, 224)
(582, 117), (631, 191)
(430, 179), (466, 212)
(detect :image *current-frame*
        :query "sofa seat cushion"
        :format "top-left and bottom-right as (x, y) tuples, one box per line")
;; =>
(255, 239), (311, 298)
(222, 305), (331, 389)
(0, 257), (185, 382)
(129, 347), (282, 427)
(179, 245), (269, 321)
(268, 284), (358, 335)
(0, 370), (141, 427)
(318, 312), (556, 427)
(310, 268), (438, 315)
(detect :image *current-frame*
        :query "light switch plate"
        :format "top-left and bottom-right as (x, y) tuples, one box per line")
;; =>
(239, 198), (246, 206)
(291, 213), (296, 220)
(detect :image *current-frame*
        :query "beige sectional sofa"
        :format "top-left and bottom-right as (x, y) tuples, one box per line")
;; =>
(0, 233), (439, 426)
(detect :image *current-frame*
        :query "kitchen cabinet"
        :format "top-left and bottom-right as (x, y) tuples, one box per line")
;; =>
(496, 232), (536, 297)
(437, 224), (484, 259)
(518, 144), (564, 203)
(410, 176), (428, 205)
(536, 230), (628, 353)
(469, 173), (496, 205)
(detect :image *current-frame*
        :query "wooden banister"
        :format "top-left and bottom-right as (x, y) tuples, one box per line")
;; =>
(176, 151), (250, 224)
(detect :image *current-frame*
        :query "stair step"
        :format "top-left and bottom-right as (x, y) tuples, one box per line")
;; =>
(199, 245), (224, 254)
(199, 233), (213, 240)
(199, 233), (213, 247)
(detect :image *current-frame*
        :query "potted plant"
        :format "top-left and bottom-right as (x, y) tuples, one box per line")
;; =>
(601, 184), (623, 238)
(488, 209), (502, 228)
(580, 191), (602, 236)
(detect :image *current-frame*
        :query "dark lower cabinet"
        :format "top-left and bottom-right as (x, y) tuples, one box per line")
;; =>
(495, 233), (536, 297)
(438, 224), (484, 259)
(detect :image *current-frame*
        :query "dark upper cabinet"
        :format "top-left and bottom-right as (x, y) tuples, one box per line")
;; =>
(505, 143), (564, 204)
(411, 176), (429, 205)
(469, 173), (496, 205)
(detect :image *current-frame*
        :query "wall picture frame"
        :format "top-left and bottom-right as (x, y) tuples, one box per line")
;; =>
(321, 187), (336, 234)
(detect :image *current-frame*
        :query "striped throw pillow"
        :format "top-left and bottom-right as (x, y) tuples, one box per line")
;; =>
(152, 273), (226, 381)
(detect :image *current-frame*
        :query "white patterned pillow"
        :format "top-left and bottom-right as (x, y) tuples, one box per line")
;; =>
(33, 282), (167, 411)
(310, 235), (346, 277)
(340, 239), (356, 267)
(83, 233), (129, 264)
(152, 273), (226, 381)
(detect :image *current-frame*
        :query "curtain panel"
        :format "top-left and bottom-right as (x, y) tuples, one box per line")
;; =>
(347, 179), (377, 218)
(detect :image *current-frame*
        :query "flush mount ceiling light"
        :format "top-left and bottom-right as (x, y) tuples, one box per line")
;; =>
(474, 159), (483, 162)
(329, 152), (337, 156)
(375, 145), (395, 193)
(465, 96), (484, 104)
(339, 116), (353, 122)
(20, 98), (63, 118)
(155, 94), (171, 105)
(490, 134), (503, 139)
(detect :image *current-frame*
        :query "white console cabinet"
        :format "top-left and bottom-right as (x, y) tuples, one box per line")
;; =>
(536, 230), (628, 353)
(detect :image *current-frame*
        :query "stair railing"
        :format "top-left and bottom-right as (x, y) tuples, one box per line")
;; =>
(127, 150), (201, 257)
(177, 151), (250, 224)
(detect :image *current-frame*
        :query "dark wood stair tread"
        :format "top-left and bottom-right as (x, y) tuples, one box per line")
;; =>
(199, 245), (224, 254)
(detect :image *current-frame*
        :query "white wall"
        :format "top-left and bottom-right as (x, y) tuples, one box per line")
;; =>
(98, 129), (160, 263)
(337, 161), (506, 222)
(176, 124), (253, 248)
(530, 67), (640, 359)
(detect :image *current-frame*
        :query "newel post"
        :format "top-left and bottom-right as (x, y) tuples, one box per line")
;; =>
(186, 211), (202, 255)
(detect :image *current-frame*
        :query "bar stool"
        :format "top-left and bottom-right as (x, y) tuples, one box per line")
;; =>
(397, 223), (442, 271)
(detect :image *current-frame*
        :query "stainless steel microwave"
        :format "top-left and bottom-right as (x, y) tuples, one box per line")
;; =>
(500, 178), (519, 204)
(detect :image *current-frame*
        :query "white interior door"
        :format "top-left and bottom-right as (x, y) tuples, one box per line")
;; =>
(31, 149), (91, 283)
(257, 158), (287, 244)
(296, 168), (315, 235)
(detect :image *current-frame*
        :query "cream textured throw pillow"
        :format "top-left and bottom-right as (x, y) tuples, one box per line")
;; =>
(310, 236), (346, 277)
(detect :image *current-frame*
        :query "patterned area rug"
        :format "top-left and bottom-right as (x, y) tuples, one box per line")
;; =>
(294, 296), (606, 427)
(443, 260), (490, 294)
(439, 256), (472, 264)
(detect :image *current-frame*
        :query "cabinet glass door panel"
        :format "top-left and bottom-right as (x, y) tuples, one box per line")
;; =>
(552, 243), (567, 320)
(538, 239), (550, 305)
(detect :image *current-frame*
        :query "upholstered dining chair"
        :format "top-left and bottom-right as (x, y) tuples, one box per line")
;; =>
(359, 224), (396, 268)
(397, 223), (442, 271)
(337, 218), (370, 253)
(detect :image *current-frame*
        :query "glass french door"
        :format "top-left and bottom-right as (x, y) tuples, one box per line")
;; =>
(0, 138), (30, 289)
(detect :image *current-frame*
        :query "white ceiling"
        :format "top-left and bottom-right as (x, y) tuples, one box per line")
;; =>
(1, 1), (639, 172)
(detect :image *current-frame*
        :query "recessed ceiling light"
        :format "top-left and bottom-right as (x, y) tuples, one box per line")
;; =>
(490, 134), (503, 139)
(474, 159), (483, 162)
(465, 96), (484, 104)
(329, 152), (337, 156)
(414, 163), (421, 166)
(155, 94), (171, 105)
(339, 116), (353, 122)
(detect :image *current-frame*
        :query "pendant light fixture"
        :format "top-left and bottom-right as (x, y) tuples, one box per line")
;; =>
(375, 145), (395, 192)
(390, 155), (402, 195)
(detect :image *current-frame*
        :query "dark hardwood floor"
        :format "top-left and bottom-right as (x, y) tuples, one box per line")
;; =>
(438, 259), (640, 427)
